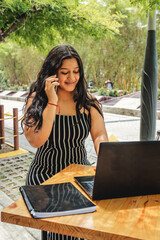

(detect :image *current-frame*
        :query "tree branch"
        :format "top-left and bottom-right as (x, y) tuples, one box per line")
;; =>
(0, 13), (27, 42)
(0, 8), (41, 42)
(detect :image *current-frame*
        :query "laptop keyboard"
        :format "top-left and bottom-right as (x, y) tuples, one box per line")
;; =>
(82, 181), (94, 195)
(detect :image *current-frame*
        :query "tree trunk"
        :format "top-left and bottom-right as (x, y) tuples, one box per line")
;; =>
(140, 10), (158, 140)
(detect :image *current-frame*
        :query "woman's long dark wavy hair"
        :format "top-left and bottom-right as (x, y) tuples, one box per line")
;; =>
(22, 45), (103, 132)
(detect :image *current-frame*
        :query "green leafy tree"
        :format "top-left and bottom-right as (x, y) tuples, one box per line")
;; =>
(74, 0), (148, 91)
(0, 41), (43, 87)
(0, 0), (126, 87)
(130, 0), (160, 12)
(0, 0), (159, 90)
(0, 0), (124, 49)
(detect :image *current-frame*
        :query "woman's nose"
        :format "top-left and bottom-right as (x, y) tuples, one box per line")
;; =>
(68, 72), (75, 80)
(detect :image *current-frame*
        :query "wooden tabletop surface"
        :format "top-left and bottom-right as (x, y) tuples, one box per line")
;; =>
(1, 164), (160, 240)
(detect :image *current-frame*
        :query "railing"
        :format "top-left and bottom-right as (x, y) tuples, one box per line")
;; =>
(0, 105), (19, 150)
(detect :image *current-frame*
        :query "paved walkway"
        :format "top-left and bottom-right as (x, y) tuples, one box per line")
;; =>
(0, 152), (41, 240)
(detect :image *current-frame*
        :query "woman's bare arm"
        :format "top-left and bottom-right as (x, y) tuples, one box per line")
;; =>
(90, 106), (109, 155)
(24, 76), (59, 148)
(24, 97), (57, 148)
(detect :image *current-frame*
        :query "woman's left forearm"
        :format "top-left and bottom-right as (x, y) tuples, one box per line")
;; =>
(94, 134), (109, 155)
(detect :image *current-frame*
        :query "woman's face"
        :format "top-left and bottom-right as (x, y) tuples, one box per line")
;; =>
(57, 58), (80, 92)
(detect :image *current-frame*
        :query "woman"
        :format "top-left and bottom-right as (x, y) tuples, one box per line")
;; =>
(22, 44), (108, 240)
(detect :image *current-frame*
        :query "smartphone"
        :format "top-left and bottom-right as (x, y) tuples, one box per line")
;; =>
(55, 74), (58, 93)
(55, 85), (58, 93)
(51, 74), (58, 92)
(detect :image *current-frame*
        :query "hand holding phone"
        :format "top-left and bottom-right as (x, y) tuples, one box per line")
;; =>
(45, 75), (60, 102)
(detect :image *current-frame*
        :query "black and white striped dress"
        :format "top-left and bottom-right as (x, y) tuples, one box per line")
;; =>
(26, 112), (90, 240)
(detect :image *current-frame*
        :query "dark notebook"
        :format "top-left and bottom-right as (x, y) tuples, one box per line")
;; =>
(74, 141), (160, 200)
(19, 182), (96, 219)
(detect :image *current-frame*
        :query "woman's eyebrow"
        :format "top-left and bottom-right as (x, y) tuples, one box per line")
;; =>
(60, 67), (79, 70)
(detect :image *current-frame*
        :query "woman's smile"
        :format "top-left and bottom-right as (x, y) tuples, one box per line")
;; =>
(65, 81), (76, 85)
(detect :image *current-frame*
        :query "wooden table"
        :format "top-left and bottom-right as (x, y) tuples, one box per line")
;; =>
(2, 164), (160, 240)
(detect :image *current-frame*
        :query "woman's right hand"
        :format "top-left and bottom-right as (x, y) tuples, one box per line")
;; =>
(45, 75), (60, 103)
(24, 76), (60, 148)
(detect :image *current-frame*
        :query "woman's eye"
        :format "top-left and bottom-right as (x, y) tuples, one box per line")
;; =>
(61, 71), (79, 75)
(61, 72), (68, 75)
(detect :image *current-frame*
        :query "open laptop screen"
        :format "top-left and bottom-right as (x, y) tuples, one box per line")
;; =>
(75, 141), (160, 200)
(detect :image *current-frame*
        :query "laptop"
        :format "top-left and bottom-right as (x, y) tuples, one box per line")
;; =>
(74, 141), (160, 200)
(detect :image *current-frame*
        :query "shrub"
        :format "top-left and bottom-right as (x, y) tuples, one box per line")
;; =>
(158, 89), (160, 100)
(2, 85), (8, 90)
(14, 85), (19, 91)
(123, 90), (127, 95)
(98, 87), (108, 96)
(88, 87), (98, 93)
(108, 89), (119, 97)
(22, 84), (28, 91)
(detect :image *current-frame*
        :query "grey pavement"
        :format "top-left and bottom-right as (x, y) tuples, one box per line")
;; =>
(1, 93), (160, 240)
(0, 152), (41, 240)
(0, 190), (41, 240)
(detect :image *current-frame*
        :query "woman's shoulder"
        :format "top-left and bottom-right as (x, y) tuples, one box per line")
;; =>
(87, 92), (97, 100)
(29, 92), (36, 99)
(87, 93), (103, 115)
(26, 92), (36, 106)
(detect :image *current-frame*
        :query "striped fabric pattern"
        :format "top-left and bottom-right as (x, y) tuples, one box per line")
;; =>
(26, 112), (90, 240)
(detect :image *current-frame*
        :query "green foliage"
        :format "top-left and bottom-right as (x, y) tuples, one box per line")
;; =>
(158, 89), (160, 100)
(98, 87), (123, 97)
(72, 0), (124, 34)
(0, 41), (43, 86)
(10, 84), (19, 91)
(74, 1), (148, 92)
(0, 0), (160, 91)
(0, 0), (125, 49)
(22, 84), (29, 91)
(0, 67), (9, 89)
(88, 87), (98, 93)
(130, 0), (160, 12)
(98, 88), (108, 96)
(109, 89), (119, 97)
(123, 90), (128, 95)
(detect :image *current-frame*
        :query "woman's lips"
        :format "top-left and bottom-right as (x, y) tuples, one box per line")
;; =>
(65, 82), (75, 85)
